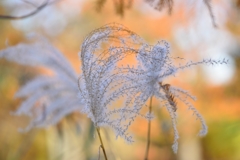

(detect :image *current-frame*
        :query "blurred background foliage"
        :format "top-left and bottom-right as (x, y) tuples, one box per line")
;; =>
(0, 0), (240, 160)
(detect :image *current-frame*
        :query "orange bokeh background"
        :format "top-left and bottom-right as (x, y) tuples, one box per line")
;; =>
(0, 0), (240, 160)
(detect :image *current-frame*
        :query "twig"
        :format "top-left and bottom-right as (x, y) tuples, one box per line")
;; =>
(203, 0), (217, 28)
(96, 127), (108, 160)
(0, 0), (59, 20)
(144, 96), (153, 160)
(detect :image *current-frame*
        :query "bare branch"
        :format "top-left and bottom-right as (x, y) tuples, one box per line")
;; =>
(0, 0), (59, 20)
(22, 0), (39, 7)
(203, 0), (217, 28)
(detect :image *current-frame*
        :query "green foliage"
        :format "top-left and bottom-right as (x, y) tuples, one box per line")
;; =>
(203, 120), (240, 160)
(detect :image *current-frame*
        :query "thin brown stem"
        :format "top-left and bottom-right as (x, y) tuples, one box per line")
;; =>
(96, 127), (108, 160)
(144, 96), (153, 160)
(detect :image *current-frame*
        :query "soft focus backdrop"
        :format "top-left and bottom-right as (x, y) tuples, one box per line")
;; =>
(0, 0), (240, 160)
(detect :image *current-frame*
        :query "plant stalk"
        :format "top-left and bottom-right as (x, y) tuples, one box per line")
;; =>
(144, 96), (153, 160)
(96, 127), (108, 160)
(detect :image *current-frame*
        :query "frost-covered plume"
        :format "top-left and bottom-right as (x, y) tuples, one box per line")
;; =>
(78, 23), (147, 142)
(119, 40), (228, 153)
(0, 35), (81, 131)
